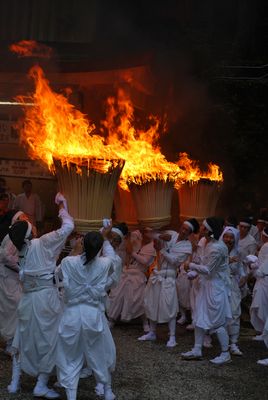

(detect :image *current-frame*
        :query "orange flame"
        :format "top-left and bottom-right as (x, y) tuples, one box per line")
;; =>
(9, 40), (53, 58)
(175, 152), (223, 189)
(15, 64), (223, 187)
(102, 89), (182, 190)
(16, 65), (117, 173)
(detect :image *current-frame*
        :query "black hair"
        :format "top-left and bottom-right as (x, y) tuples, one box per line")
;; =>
(225, 216), (238, 228)
(114, 222), (129, 236)
(8, 220), (29, 251)
(83, 231), (104, 265)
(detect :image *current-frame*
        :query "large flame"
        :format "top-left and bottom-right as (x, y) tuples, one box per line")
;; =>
(15, 63), (223, 187)
(17, 65), (118, 173)
(102, 89), (182, 190)
(175, 152), (223, 189)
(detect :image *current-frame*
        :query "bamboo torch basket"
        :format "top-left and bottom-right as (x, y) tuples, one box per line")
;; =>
(129, 180), (174, 229)
(53, 158), (124, 233)
(178, 179), (222, 222)
(113, 185), (138, 228)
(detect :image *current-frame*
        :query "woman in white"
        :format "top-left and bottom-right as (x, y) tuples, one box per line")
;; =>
(182, 217), (232, 365)
(56, 231), (119, 400)
(247, 226), (268, 340)
(7, 193), (74, 399)
(0, 211), (29, 354)
(220, 226), (245, 356)
(107, 228), (156, 328)
(139, 221), (193, 347)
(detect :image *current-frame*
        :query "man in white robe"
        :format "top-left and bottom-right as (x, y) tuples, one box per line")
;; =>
(247, 227), (268, 340)
(13, 179), (43, 227)
(56, 231), (120, 400)
(7, 193), (74, 399)
(182, 217), (232, 365)
(139, 220), (194, 347)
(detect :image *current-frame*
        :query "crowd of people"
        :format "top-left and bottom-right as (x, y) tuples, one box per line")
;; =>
(0, 180), (268, 400)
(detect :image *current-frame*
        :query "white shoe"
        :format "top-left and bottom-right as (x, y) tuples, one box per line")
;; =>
(80, 367), (92, 378)
(186, 323), (194, 331)
(7, 381), (20, 394)
(104, 385), (116, 400)
(95, 382), (105, 396)
(230, 344), (243, 356)
(181, 349), (202, 360)
(7, 355), (21, 393)
(177, 316), (186, 325)
(252, 334), (264, 341)
(33, 386), (60, 399)
(203, 334), (213, 348)
(166, 336), (177, 348)
(257, 358), (268, 366)
(210, 351), (232, 365)
(138, 332), (156, 341)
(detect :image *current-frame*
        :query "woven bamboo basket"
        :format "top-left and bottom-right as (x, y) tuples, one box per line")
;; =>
(113, 185), (138, 228)
(129, 180), (174, 229)
(178, 179), (222, 222)
(54, 158), (124, 233)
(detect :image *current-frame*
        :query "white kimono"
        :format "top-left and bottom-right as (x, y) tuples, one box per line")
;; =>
(13, 192), (43, 226)
(238, 234), (257, 264)
(144, 234), (192, 323)
(0, 235), (21, 340)
(250, 243), (268, 332)
(190, 240), (232, 331)
(108, 239), (155, 322)
(13, 208), (74, 376)
(56, 254), (117, 388)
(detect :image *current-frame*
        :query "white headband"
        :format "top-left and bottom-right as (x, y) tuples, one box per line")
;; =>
(258, 219), (268, 224)
(184, 221), (194, 232)
(25, 222), (33, 239)
(262, 229), (268, 238)
(239, 222), (251, 227)
(203, 219), (213, 232)
(111, 227), (124, 239)
(11, 211), (24, 225)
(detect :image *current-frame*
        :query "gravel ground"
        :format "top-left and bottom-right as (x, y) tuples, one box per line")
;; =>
(0, 322), (268, 400)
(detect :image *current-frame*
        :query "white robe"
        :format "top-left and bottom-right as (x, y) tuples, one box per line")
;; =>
(250, 243), (268, 332)
(0, 235), (21, 340)
(144, 236), (192, 323)
(108, 240), (156, 321)
(13, 192), (43, 225)
(13, 208), (74, 377)
(56, 254), (116, 388)
(238, 234), (257, 263)
(190, 240), (232, 331)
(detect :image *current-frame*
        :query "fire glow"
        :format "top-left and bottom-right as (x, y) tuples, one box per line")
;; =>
(15, 64), (223, 188)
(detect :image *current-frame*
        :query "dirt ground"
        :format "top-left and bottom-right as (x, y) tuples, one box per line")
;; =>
(0, 322), (267, 400)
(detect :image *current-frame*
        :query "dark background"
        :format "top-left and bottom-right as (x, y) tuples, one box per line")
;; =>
(0, 0), (267, 217)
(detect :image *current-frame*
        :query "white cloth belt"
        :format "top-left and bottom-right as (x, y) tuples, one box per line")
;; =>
(22, 275), (55, 293)
(151, 269), (176, 283)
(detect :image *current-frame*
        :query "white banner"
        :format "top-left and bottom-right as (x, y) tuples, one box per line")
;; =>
(0, 158), (55, 180)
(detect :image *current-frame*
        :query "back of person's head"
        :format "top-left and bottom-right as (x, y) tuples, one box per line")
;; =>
(114, 222), (129, 237)
(8, 220), (33, 251)
(83, 231), (104, 265)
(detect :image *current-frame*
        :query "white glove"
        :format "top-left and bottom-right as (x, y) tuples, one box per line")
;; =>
(55, 192), (68, 211)
(245, 255), (258, 264)
(187, 271), (198, 280)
